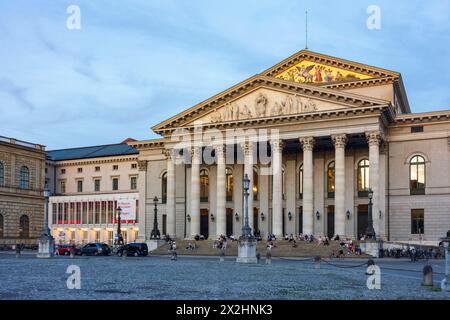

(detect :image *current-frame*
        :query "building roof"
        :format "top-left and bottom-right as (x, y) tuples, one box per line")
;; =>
(47, 143), (138, 161)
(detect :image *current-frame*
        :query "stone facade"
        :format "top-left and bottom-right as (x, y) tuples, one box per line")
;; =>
(129, 50), (450, 245)
(0, 136), (46, 245)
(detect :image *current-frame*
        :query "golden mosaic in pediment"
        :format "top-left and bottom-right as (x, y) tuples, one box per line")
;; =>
(275, 59), (372, 84)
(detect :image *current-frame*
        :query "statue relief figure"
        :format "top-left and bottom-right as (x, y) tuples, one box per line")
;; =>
(284, 95), (296, 114)
(303, 99), (317, 112)
(239, 103), (253, 119)
(255, 93), (268, 117)
(271, 101), (283, 116)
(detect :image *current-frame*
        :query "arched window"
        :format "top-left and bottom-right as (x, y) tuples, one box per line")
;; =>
(327, 161), (335, 198)
(19, 215), (29, 238)
(20, 166), (29, 189)
(357, 159), (370, 196)
(410, 155), (425, 195)
(298, 164), (303, 199)
(226, 167), (233, 201)
(0, 162), (4, 186)
(161, 172), (167, 203)
(200, 169), (209, 202)
(0, 214), (3, 238)
(253, 166), (258, 201)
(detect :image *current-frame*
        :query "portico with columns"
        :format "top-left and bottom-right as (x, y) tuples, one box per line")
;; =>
(128, 49), (450, 244)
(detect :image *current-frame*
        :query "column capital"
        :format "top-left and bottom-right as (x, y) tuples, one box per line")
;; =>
(270, 139), (284, 153)
(137, 160), (148, 171)
(331, 134), (347, 149)
(365, 131), (382, 146)
(215, 144), (226, 156)
(240, 141), (254, 156)
(299, 136), (315, 151)
(163, 148), (176, 160)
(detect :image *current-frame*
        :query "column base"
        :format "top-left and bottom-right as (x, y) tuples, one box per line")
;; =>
(236, 237), (258, 264)
(360, 239), (382, 258)
(146, 239), (166, 252)
(37, 236), (55, 259)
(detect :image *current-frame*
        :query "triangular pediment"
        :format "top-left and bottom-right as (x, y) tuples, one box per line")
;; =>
(152, 76), (390, 134)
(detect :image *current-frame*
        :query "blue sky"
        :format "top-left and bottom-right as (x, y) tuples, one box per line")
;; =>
(0, 0), (449, 149)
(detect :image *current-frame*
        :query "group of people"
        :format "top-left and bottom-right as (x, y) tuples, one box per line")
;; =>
(212, 235), (228, 250)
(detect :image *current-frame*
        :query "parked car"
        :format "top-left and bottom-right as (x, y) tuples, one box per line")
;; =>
(56, 244), (81, 256)
(117, 243), (148, 257)
(80, 243), (111, 256)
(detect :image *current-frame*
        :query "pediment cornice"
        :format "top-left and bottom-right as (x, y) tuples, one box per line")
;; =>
(152, 75), (390, 135)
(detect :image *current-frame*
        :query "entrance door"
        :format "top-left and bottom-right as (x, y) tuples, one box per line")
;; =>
(282, 208), (285, 236)
(226, 208), (233, 237)
(200, 209), (209, 239)
(327, 205), (335, 238)
(253, 207), (259, 234)
(357, 204), (368, 239)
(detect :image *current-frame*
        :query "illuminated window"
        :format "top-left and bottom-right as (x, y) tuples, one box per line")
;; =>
(161, 172), (167, 203)
(410, 155), (425, 195)
(226, 168), (233, 201)
(357, 159), (370, 196)
(411, 209), (424, 234)
(298, 164), (303, 198)
(327, 161), (335, 198)
(253, 166), (258, 201)
(200, 169), (209, 202)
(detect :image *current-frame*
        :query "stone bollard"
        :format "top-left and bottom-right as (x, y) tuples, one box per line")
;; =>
(422, 265), (433, 286)
(314, 256), (321, 269)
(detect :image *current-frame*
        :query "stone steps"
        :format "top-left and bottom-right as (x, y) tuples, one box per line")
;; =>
(151, 239), (368, 258)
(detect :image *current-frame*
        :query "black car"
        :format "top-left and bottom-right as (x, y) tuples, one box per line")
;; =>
(80, 243), (111, 256)
(117, 243), (148, 257)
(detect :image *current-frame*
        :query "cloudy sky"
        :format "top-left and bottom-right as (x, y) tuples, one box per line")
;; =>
(0, 0), (449, 150)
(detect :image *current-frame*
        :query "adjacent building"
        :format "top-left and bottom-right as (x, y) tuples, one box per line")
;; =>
(131, 49), (450, 245)
(45, 140), (140, 245)
(0, 136), (46, 246)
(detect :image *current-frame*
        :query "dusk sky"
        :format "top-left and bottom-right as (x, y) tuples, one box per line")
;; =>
(0, 0), (449, 150)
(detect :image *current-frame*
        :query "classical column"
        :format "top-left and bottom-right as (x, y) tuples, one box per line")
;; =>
(332, 134), (347, 237)
(164, 149), (176, 238)
(366, 131), (381, 236)
(299, 137), (315, 235)
(216, 145), (226, 237)
(137, 160), (148, 241)
(271, 139), (284, 237)
(190, 146), (201, 237)
(242, 141), (254, 232)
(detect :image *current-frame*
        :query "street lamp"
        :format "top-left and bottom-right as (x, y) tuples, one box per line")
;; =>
(346, 210), (351, 220)
(316, 211), (320, 220)
(288, 212), (292, 221)
(440, 230), (450, 292)
(260, 212), (265, 221)
(366, 188), (376, 240)
(241, 173), (252, 238)
(115, 206), (123, 245)
(150, 196), (161, 240)
(37, 189), (55, 258)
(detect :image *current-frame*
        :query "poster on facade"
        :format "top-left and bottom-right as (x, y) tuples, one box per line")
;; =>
(116, 199), (136, 222)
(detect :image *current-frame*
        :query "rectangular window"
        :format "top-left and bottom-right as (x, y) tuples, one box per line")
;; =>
(60, 181), (66, 193)
(130, 176), (137, 190)
(77, 180), (83, 193)
(112, 178), (119, 191)
(94, 179), (101, 192)
(77, 168), (83, 173)
(45, 168), (48, 174)
(131, 163), (137, 169)
(113, 165), (118, 171)
(95, 166), (100, 172)
(61, 169), (66, 174)
(411, 209), (424, 234)
(411, 126), (424, 133)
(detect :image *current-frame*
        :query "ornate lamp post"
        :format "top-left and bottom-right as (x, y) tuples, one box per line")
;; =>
(237, 173), (257, 264)
(366, 188), (376, 240)
(37, 189), (55, 258)
(115, 206), (123, 245)
(440, 230), (450, 292)
(241, 174), (252, 238)
(150, 196), (161, 240)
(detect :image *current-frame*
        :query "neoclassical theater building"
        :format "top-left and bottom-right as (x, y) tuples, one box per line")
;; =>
(130, 49), (450, 245)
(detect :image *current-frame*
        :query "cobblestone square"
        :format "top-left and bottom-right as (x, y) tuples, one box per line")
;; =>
(0, 253), (448, 300)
